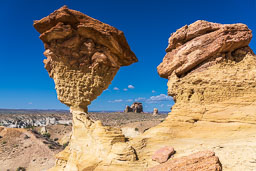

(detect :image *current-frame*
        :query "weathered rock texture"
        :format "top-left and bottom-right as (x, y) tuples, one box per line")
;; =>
(157, 20), (252, 78)
(34, 5), (137, 111)
(34, 6), (139, 171)
(146, 20), (256, 170)
(148, 151), (222, 171)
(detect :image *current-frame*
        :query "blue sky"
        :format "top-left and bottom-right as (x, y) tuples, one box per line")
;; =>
(0, 0), (255, 112)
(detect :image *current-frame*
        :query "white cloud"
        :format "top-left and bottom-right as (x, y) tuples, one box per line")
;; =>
(113, 87), (119, 91)
(160, 104), (164, 108)
(146, 94), (173, 103)
(128, 85), (135, 89)
(133, 94), (173, 104)
(104, 89), (109, 92)
(123, 88), (128, 91)
(108, 99), (123, 103)
(126, 99), (133, 102)
(152, 90), (156, 93)
(135, 97), (146, 102)
(28, 102), (32, 105)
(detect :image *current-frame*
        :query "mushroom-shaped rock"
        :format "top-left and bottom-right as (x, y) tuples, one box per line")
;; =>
(34, 6), (138, 171)
(34, 5), (137, 112)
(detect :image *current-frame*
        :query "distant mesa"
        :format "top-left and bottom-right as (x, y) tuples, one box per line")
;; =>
(124, 102), (143, 113)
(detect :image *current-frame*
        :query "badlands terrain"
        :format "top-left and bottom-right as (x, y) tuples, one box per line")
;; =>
(0, 110), (166, 170)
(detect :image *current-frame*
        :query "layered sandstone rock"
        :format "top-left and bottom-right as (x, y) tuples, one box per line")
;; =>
(34, 6), (138, 171)
(156, 20), (256, 124)
(157, 20), (252, 78)
(145, 20), (256, 170)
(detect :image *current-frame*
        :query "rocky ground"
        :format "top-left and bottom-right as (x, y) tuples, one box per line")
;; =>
(0, 111), (167, 171)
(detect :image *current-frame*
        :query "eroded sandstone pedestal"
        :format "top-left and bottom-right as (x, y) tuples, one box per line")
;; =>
(34, 6), (138, 171)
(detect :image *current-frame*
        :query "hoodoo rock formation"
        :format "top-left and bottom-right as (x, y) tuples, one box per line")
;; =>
(34, 6), (138, 171)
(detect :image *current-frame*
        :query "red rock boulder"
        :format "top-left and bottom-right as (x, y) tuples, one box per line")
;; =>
(148, 150), (222, 171)
(152, 146), (175, 163)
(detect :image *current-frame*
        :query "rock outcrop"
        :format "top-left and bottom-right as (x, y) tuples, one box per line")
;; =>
(153, 108), (158, 116)
(145, 20), (256, 170)
(125, 102), (143, 113)
(34, 6), (138, 171)
(157, 20), (252, 79)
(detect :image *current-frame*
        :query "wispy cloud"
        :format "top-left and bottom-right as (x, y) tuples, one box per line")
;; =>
(123, 88), (128, 91)
(28, 102), (33, 105)
(135, 97), (146, 102)
(126, 99), (133, 102)
(113, 87), (119, 91)
(147, 94), (172, 103)
(134, 94), (172, 104)
(152, 90), (156, 93)
(108, 99), (123, 103)
(128, 85), (135, 89)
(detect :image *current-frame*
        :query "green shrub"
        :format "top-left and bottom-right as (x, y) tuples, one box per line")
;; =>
(16, 167), (26, 171)
(43, 132), (51, 138)
(63, 142), (69, 148)
(2, 141), (7, 145)
(48, 145), (55, 149)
